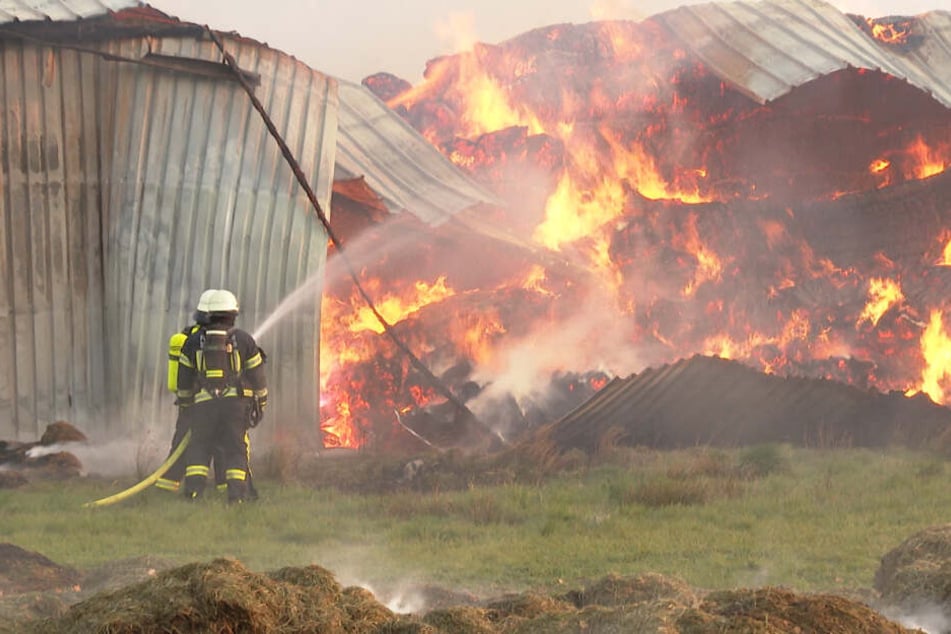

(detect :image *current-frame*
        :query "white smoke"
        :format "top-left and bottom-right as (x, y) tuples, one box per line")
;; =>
(882, 604), (951, 634)
(25, 431), (169, 479)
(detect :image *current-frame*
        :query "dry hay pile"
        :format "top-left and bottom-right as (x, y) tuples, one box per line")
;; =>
(0, 421), (87, 487)
(18, 558), (924, 634)
(875, 523), (951, 621)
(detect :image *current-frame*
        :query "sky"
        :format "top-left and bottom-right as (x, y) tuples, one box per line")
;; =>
(148, 0), (949, 82)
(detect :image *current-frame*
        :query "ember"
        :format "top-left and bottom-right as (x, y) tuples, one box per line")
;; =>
(318, 11), (951, 450)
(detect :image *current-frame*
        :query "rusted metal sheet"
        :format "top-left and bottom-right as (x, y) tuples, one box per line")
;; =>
(658, 0), (951, 109)
(543, 355), (951, 452)
(0, 0), (138, 23)
(0, 27), (337, 440)
(335, 79), (500, 226)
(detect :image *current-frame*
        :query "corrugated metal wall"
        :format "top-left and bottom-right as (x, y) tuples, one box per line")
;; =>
(0, 30), (338, 441)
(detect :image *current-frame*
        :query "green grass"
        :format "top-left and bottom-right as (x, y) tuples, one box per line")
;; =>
(2, 445), (948, 598)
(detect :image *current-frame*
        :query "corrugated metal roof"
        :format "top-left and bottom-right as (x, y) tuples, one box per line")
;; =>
(0, 0), (138, 22)
(657, 0), (951, 109)
(335, 79), (501, 226)
(543, 355), (951, 452)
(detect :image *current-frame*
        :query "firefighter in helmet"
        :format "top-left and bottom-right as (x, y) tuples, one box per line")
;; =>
(176, 289), (268, 503)
(157, 289), (217, 493)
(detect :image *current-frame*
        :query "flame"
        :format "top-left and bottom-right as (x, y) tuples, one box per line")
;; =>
(939, 234), (951, 266)
(905, 135), (947, 179)
(347, 277), (455, 334)
(916, 310), (951, 404)
(857, 278), (904, 328)
(865, 17), (913, 45)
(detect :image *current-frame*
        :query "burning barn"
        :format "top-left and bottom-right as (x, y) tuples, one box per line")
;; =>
(0, 2), (496, 443)
(316, 0), (951, 451)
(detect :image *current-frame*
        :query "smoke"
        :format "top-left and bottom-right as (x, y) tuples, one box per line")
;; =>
(588, 0), (647, 20)
(882, 603), (951, 634)
(24, 425), (170, 478)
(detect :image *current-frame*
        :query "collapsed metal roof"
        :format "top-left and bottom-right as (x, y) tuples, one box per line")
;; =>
(0, 0), (138, 22)
(658, 0), (951, 109)
(335, 79), (500, 225)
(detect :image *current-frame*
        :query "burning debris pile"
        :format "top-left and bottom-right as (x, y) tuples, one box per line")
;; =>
(318, 4), (951, 452)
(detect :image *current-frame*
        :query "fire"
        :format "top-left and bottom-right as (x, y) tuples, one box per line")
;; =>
(346, 277), (455, 334)
(325, 17), (951, 449)
(905, 135), (947, 179)
(857, 278), (904, 328)
(915, 311), (951, 404)
(865, 17), (913, 45)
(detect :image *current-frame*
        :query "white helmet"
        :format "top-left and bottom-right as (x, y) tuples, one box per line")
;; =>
(206, 289), (240, 314)
(195, 289), (218, 313)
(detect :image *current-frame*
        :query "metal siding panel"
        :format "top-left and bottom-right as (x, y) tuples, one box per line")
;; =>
(10, 45), (39, 437)
(0, 41), (15, 436)
(92, 35), (336, 439)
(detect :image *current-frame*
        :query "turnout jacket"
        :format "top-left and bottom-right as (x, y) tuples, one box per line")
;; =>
(176, 326), (268, 405)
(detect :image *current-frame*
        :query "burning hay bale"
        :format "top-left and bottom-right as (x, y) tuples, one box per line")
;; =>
(0, 422), (87, 486)
(874, 523), (951, 620)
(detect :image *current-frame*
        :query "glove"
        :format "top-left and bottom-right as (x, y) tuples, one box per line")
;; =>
(250, 396), (266, 427)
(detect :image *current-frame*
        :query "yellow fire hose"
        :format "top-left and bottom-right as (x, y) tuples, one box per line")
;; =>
(83, 430), (191, 508)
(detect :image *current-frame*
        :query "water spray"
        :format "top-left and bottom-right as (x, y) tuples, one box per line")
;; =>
(206, 27), (501, 444)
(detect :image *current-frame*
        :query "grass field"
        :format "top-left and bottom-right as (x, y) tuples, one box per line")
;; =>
(3, 443), (949, 601)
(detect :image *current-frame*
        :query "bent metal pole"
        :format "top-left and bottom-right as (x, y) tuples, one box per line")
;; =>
(205, 26), (500, 444)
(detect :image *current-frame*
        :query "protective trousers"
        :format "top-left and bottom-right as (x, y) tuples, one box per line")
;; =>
(182, 397), (252, 503)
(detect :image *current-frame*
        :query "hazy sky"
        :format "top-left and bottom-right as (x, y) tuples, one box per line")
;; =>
(149, 0), (949, 83)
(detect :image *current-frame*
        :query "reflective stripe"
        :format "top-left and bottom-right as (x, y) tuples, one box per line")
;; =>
(185, 465), (210, 478)
(253, 388), (267, 398)
(225, 468), (247, 481)
(245, 352), (263, 369)
(155, 478), (180, 492)
(193, 387), (252, 402)
(216, 483), (228, 492)
(205, 369), (225, 378)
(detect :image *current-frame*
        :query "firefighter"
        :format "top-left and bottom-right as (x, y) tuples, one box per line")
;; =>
(156, 289), (216, 493)
(176, 289), (267, 503)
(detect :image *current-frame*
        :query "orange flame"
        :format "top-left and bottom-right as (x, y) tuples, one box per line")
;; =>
(857, 278), (904, 328)
(865, 18), (913, 45)
(915, 310), (951, 404)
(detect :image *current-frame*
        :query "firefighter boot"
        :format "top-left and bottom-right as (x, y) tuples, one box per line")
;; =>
(226, 478), (249, 504)
(183, 464), (210, 500)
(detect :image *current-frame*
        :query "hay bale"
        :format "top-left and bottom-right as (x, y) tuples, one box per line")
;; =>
(0, 592), (70, 633)
(561, 572), (698, 608)
(0, 544), (80, 595)
(676, 587), (916, 633)
(341, 585), (397, 631)
(0, 471), (27, 489)
(422, 605), (495, 633)
(39, 422), (86, 445)
(34, 558), (380, 634)
(500, 602), (684, 633)
(875, 523), (951, 614)
(483, 592), (574, 620)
